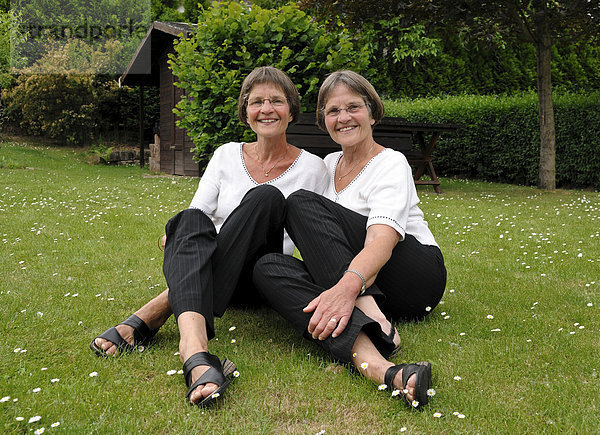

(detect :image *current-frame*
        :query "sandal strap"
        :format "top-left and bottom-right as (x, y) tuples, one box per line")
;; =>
(384, 363), (406, 391)
(95, 326), (136, 353)
(182, 352), (223, 388)
(121, 314), (158, 345)
(384, 362), (433, 406)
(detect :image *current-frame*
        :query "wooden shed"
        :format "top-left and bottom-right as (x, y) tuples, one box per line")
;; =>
(119, 21), (200, 176)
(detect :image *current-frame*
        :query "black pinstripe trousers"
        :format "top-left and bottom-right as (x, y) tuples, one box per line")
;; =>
(253, 189), (446, 362)
(163, 185), (286, 340)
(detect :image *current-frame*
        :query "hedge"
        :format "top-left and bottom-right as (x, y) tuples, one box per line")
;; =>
(384, 92), (600, 189)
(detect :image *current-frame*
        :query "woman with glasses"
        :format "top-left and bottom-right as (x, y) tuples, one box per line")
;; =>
(253, 70), (446, 410)
(90, 66), (328, 407)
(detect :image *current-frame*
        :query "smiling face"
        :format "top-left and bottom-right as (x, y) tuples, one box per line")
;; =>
(323, 84), (375, 150)
(246, 83), (293, 140)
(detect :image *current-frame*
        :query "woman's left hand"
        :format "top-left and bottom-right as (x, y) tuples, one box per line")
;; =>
(303, 285), (356, 341)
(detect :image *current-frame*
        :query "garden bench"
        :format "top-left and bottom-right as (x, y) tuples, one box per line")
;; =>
(287, 114), (460, 193)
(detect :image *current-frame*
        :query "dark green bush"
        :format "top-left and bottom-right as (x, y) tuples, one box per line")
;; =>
(380, 37), (600, 99)
(169, 1), (366, 166)
(385, 92), (600, 189)
(1, 72), (156, 146)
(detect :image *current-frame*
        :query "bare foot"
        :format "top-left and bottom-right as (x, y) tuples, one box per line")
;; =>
(93, 289), (172, 356)
(390, 364), (417, 403)
(186, 364), (219, 405)
(179, 346), (219, 405)
(94, 324), (135, 356)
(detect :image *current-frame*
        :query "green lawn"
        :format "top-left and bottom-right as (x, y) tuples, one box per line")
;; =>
(1, 138), (599, 433)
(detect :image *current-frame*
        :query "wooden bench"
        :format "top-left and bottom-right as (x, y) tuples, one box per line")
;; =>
(287, 113), (460, 193)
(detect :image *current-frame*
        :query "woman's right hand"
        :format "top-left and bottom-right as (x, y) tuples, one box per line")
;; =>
(303, 283), (358, 341)
(158, 234), (166, 251)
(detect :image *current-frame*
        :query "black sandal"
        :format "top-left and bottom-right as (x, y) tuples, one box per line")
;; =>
(384, 362), (432, 409)
(90, 314), (159, 357)
(183, 352), (232, 408)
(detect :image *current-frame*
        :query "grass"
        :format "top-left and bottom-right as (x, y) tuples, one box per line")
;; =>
(1, 138), (599, 433)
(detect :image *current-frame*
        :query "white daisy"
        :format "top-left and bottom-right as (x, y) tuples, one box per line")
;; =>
(28, 415), (42, 423)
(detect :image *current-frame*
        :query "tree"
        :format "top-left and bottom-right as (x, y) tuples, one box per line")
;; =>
(416, 1), (600, 190)
(301, 0), (600, 190)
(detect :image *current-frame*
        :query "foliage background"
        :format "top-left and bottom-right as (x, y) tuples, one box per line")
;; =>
(169, 1), (369, 166)
(1, 0), (600, 180)
(0, 0), (203, 145)
(385, 92), (600, 189)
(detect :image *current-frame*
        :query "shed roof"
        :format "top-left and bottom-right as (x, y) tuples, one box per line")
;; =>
(119, 21), (195, 87)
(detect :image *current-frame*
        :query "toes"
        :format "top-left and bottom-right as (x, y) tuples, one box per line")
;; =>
(395, 369), (416, 401)
(189, 382), (218, 404)
(95, 338), (118, 355)
(188, 364), (219, 405)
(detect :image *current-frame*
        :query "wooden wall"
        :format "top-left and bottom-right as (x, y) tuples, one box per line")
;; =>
(158, 43), (200, 176)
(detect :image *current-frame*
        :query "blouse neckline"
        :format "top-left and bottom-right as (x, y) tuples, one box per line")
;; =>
(239, 142), (303, 185)
(332, 148), (390, 195)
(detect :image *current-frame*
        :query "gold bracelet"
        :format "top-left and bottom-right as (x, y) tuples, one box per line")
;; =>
(344, 269), (367, 295)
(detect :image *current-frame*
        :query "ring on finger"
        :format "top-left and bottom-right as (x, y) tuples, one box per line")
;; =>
(329, 318), (337, 323)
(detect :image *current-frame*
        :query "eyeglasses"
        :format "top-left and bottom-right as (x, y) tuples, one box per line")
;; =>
(324, 104), (367, 118)
(247, 97), (288, 109)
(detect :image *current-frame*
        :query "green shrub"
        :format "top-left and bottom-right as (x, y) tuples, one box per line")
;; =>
(170, 1), (367, 166)
(89, 142), (114, 164)
(385, 92), (600, 189)
(1, 38), (159, 146)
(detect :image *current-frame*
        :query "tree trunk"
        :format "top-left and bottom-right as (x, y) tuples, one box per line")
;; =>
(535, 29), (556, 190)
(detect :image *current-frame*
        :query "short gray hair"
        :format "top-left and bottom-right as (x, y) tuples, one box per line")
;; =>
(316, 70), (384, 131)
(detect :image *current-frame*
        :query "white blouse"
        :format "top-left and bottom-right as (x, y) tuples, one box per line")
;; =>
(189, 142), (329, 254)
(323, 148), (438, 247)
